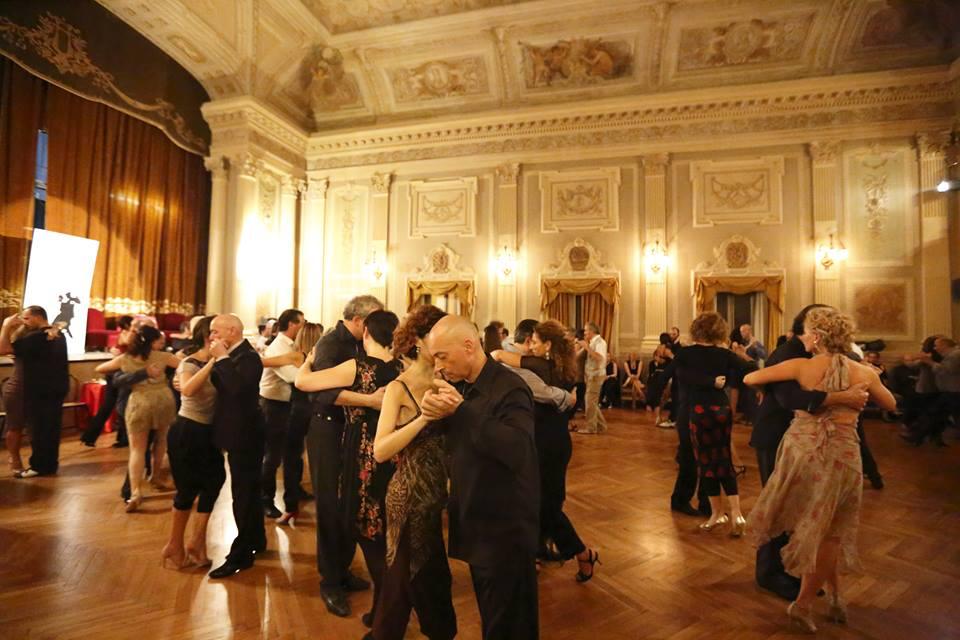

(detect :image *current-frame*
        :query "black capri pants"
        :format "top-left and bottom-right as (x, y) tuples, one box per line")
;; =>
(167, 415), (226, 513)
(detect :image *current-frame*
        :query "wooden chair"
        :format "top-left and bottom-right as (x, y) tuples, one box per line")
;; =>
(62, 374), (89, 430)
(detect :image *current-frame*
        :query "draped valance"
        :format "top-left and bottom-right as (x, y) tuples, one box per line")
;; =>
(407, 280), (475, 319)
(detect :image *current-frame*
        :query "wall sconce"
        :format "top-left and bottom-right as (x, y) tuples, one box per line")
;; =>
(363, 250), (387, 284)
(495, 245), (517, 282)
(644, 240), (668, 274)
(816, 233), (848, 270)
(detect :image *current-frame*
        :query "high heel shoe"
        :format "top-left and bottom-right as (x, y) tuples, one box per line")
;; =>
(161, 545), (186, 570)
(698, 514), (729, 531)
(184, 551), (212, 568)
(734, 465), (746, 478)
(125, 495), (142, 513)
(730, 515), (747, 538)
(276, 511), (298, 526)
(575, 549), (600, 583)
(787, 601), (817, 633)
(827, 592), (847, 624)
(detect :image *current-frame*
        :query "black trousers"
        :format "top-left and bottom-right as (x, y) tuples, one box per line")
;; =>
(372, 526), (457, 640)
(670, 417), (709, 512)
(470, 553), (539, 640)
(26, 393), (65, 475)
(755, 446), (793, 586)
(573, 382), (586, 413)
(226, 442), (267, 564)
(536, 423), (584, 559)
(856, 420), (880, 480)
(306, 413), (354, 587)
(81, 375), (118, 443)
(168, 416), (225, 513)
(259, 397), (290, 506)
(282, 400), (311, 513)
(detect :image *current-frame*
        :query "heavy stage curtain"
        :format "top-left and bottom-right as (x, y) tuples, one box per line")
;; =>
(694, 275), (784, 352)
(540, 277), (620, 346)
(407, 280), (475, 319)
(44, 84), (209, 315)
(0, 60), (45, 317)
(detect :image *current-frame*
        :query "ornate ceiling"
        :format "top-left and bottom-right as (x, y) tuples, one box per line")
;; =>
(96, 0), (960, 134)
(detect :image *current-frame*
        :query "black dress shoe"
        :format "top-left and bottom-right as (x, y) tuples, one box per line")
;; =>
(671, 503), (699, 517)
(361, 610), (374, 628)
(209, 558), (254, 579)
(80, 439), (96, 448)
(343, 572), (370, 592)
(263, 503), (282, 519)
(320, 588), (350, 617)
(868, 474), (884, 490)
(112, 441), (129, 449)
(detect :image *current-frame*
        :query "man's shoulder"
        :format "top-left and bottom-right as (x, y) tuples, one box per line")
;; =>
(767, 340), (805, 366)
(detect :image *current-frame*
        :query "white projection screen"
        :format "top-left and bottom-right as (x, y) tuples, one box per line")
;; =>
(22, 229), (100, 355)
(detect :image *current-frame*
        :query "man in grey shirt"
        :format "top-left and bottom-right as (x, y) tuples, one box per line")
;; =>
(906, 336), (960, 445)
(501, 319), (575, 411)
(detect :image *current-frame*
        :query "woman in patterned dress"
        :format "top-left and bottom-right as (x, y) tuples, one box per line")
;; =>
(746, 308), (895, 633)
(366, 305), (457, 640)
(295, 310), (401, 627)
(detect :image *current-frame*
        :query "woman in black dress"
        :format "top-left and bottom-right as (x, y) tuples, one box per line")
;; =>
(493, 319), (600, 581)
(646, 332), (674, 420)
(673, 312), (756, 535)
(295, 310), (402, 625)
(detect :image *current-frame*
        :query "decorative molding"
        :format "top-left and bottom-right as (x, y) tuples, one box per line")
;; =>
(411, 243), (475, 281)
(520, 37), (634, 90)
(538, 167), (620, 233)
(847, 277), (915, 340)
(693, 235), (783, 276)
(808, 140), (841, 164)
(202, 96), (309, 170)
(408, 177), (477, 239)
(541, 237), (619, 280)
(306, 176), (329, 200)
(235, 152), (263, 178)
(259, 176), (278, 221)
(387, 56), (489, 103)
(371, 171), (393, 193)
(203, 155), (228, 176)
(689, 156), (784, 227)
(280, 175), (300, 197)
(642, 153), (670, 176)
(915, 130), (951, 159)
(495, 162), (520, 185)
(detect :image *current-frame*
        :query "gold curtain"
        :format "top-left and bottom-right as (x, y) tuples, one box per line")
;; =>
(545, 293), (572, 326)
(0, 59), (45, 317)
(406, 280), (475, 319)
(43, 84), (210, 315)
(581, 292), (615, 346)
(694, 275), (784, 352)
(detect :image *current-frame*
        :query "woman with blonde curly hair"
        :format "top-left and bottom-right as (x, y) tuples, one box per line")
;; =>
(745, 307), (895, 633)
(672, 312), (757, 533)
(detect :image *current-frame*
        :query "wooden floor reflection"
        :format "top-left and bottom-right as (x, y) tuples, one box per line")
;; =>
(1, 409), (958, 639)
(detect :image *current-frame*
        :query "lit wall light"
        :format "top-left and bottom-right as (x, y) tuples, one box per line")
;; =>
(495, 245), (517, 283)
(816, 233), (848, 270)
(644, 240), (668, 275)
(363, 250), (387, 284)
(937, 179), (960, 192)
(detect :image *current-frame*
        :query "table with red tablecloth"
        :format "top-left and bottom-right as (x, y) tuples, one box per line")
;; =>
(81, 381), (114, 433)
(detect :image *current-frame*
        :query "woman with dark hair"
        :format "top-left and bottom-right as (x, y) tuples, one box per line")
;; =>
(96, 325), (180, 512)
(162, 316), (224, 568)
(491, 319), (600, 582)
(673, 312), (756, 534)
(296, 310), (402, 628)
(365, 305), (457, 640)
(647, 332), (675, 422)
(482, 321), (504, 355)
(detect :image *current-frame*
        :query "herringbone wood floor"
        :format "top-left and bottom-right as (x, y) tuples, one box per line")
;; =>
(1, 409), (958, 639)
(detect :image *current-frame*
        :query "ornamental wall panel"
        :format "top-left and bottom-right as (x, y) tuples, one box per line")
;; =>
(538, 167), (621, 233)
(847, 277), (915, 340)
(842, 143), (916, 267)
(689, 156), (784, 227)
(407, 177), (477, 239)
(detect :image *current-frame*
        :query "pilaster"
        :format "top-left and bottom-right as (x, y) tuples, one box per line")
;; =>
(641, 153), (669, 354)
(808, 141), (843, 308)
(916, 131), (953, 337)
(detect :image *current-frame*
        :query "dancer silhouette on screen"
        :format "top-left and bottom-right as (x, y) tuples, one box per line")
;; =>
(54, 292), (80, 338)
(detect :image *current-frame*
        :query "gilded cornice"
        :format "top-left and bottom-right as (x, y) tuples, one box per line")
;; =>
(305, 69), (955, 170)
(202, 96), (309, 172)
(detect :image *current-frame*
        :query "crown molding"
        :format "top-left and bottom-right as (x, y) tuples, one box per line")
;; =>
(202, 95), (309, 172)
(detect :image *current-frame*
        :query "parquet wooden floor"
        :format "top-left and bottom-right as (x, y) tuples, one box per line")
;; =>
(1, 409), (958, 639)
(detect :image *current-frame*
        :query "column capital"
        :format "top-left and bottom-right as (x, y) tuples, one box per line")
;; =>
(307, 177), (329, 200)
(371, 171), (393, 193)
(807, 140), (841, 164)
(915, 130), (951, 159)
(233, 152), (263, 179)
(203, 155), (228, 176)
(495, 162), (520, 185)
(641, 153), (670, 176)
(280, 175), (304, 196)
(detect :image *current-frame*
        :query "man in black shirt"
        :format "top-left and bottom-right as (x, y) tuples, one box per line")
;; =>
(0, 306), (68, 477)
(306, 295), (383, 617)
(424, 316), (540, 640)
(750, 304), (868, 600)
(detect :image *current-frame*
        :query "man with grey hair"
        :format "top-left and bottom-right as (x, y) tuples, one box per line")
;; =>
(576, 322), (608, 434)
(306, 295), (384, 617)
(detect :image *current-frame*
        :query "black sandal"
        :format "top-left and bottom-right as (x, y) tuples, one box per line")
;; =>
(575, 549), (600, 583)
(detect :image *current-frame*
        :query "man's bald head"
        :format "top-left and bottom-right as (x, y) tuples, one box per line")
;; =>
(427, 315), (484, 382)
(211, 314), (244, 347)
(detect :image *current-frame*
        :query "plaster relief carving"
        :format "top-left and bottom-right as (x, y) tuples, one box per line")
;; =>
(694, 235), (781, 275)
(690, 157), (783, 226)
(521, 37), (633, 89)
(542, 238), (618, 279)
(167, 34), (206, 63)
(677, 14), (813, 71)
(389, 57), (489, 103)
(304, 0), (529, 35)
(849, 279), (914, 339)
(408, 177), (477, 238)
(539, 168), (620, 233)
(862, 172), (888, 236)
(258, 178), (277, 222)
(413, 243), (475, 280)
(307, 46), (364, 114)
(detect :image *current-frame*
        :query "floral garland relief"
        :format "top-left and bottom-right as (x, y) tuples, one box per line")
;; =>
(0, 12), (206, 153)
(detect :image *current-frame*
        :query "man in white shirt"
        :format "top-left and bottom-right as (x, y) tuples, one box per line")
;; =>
(578, 322), (608, 434)
(259, 308), (304, 518)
